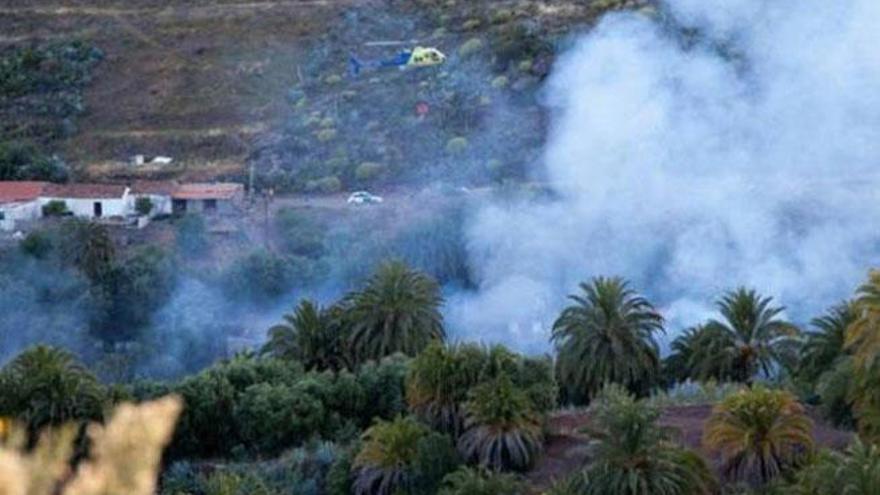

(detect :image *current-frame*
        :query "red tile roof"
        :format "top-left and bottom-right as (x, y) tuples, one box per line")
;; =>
(43, 183), (128, 199)
(0, 181), (49, 203)
(131, 180), (178, 195)
(172, 183), (243, 200)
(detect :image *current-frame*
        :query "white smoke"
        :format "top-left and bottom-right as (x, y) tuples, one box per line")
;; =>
(447, 0), (880, 353)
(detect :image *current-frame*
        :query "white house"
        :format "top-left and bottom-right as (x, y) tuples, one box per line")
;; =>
(0, 181), (48, 231)
(130, 180), (176, 216)
(41, 183), (131, 219)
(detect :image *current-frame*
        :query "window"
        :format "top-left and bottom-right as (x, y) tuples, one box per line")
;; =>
(204, 199), (217, 211)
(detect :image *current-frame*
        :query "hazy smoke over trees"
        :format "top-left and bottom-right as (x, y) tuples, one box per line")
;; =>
(447, 0), (880, 352)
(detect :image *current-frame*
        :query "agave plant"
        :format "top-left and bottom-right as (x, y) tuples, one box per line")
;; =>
(793, 440), (880, 495)
(687, 288), (800, 384)
(352, 416), (431, 495)
(346, 261), (445, 363)
(457, 376), (542, 472)
(262, 299), (350, 371)
(703, 386), (814, 484)
(575, 385), (717, 495)
(551, 277), (663, 402)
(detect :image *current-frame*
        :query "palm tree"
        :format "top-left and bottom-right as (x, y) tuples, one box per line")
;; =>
(703, 386), (814, 484)
(847, 270), (880, 369)
(437, 467), (526, 495)
(352, 416), (432, 495)
(406, 343), (474, 436)
(0, 345), (105, 435)
(551, 277), (663, 402)
(794, 439), (880, 495)
(262, 299), (350, 371)
(573, 385), (717, 495)
(664, 324), (738, 383)
(346, 261), (445, 363)
(457, 376), (542, 472)
(847, 271), (880, 444)
(798, 301), (856, 383)
(696, 288), (800, 383)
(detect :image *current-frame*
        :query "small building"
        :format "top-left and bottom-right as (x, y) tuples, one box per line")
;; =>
(130, 180), (177, 216)
(171, 183), (244, 215)
(0, 181), (47, 231)
(42, 183), (131, 219)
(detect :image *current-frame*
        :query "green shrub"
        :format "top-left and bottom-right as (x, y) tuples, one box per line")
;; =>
(41, 199), (69, 216)
(135, 196), (154, 216)
(274, 208), (324, 257)
(19, 230), (53, 259)
(323, 74), (343, 85)
(446, 137), (469, 154)
(222, 249), (292, 303)
(316, 128), (338, 142)
(234, 382), (327, 453)
(458, 38), (484, 58)
(462, 18), (482, 31)
(354, 162), (385, 182)
(305, 176), (342, 193)
(0, 141), (69, 182)
(355, 354), (410, 425)
(491, 75), (509, 89)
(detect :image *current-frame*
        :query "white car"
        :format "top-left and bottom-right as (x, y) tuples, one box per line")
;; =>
(347, 191), (384, 205)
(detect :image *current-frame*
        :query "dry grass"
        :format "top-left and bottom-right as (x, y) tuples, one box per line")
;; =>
(0, 396), (181, 495)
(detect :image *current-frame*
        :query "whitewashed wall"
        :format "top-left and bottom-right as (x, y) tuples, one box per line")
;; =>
(0, 201), (42, 231)
(40, 194), (130, 219)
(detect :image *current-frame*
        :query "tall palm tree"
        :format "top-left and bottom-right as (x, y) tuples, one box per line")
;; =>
(457, 376), (542, 472)
(703, 386), (814, 484)
(262, 299), (350, 371)
(352, 416), (431, 495)
(551, 277), (663, 402)
(0, 345), (105, 435)
(847, 271), (880, 444)
(697, 288), (800, 383)
(847, 270), (880, 370)
(798, 301), (856, 383)
(576, 385), (717, 495)
(346, 261), (445, 363)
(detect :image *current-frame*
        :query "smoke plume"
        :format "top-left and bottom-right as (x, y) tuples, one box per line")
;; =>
(448, 0), (880, 352)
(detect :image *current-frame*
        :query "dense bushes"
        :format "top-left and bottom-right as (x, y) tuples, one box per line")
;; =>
(0, 140), (68, 181)
(139, 354), (408, 460)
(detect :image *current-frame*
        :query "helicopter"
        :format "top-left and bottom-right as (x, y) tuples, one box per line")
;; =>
(349, 46), (447, 75)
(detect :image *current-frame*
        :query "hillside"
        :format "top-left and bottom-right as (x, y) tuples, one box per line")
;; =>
(0, 0), (649, 186)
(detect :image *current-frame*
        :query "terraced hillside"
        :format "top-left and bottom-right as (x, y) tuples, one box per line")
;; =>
(0, 0), (650, 186)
